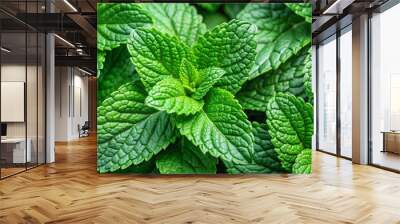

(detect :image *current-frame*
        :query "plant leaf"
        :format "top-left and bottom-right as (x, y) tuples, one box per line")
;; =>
(97, 50), (106, 78)
(156, 138), (217, 174)
(191, 67), (225, 100)
(237, 46), (311, 111)
(97, 3), (152, 51)
(292, 149), (312, 174)
(285, 3), (312, 23)
(127, 28), (195, 90)
(224, 122), (283, 174)
(145, 77), (204, 115)
(179, 58), (200, 91)
(142, 3), (206, 46)
(193, 19), (257, 94)
(238, 3), (311, 79)
(224, 4), (247, 19)
(266, 93), (313, 171)
(97, 81), (176, 173)
(197, 3), (222, 12)
(98, 45), (138, 104)
(176, 88), (254, 164)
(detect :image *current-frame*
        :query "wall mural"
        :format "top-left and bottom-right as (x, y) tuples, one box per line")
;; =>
(97, 3), (313, 174)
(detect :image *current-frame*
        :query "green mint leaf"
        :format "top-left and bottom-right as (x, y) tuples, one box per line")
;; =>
(266, 93), (313, 171)
(223, 4), (247, 19)
(238, 3), (311, 79)
(285, 3), (312, 23)
(179, 58), (200, 91)
(304, 64), (313, 104)
(98, 45), (138, 104)
(97, 3), (152, 51)
(224, 122), (283, 174)
(97, 81), (176, 173)
(191, 67), (225, 100)
(156, 138), (217, 174)
(193, 19), (257, 94)
(127, 28), (195, 90)
(176, 88), (254, 164)
(114, 159), (156, 174)
(196, 3), (222, 12)
(237, 46), (311, 111)
(142, 3), (206, 46)
(145, 77), (204, 115)
(97, 50), (106, 78)
(292, 149), (312, 174)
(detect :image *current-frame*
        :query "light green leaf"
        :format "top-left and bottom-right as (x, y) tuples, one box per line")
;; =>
(98, 45), (138, 104)
(156, 138), (217, 174)
(237, 46), (311, 111)
(97, 50), (106, 78)
(224, 122), (283, 174)
(127, 28), (195, 90)
(266, 93), (313, 171)
(142, 3), (206, 46)
(177, 88), (254, 164)
(285, 3), (312, 23)
(97, 81), (176, 173)
(292, 149), (312, 174)
(97, 3), (152, 51)
(193, 19), (257, 93)
(191, 67), (225, 100)
(145, 77), (204, 115)
(238, 3), (311, 79)
(304, 63), (313, 104)
(179, 59), (200, 91)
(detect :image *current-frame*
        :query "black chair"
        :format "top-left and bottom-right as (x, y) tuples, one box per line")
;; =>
(79, 121), (90, 138)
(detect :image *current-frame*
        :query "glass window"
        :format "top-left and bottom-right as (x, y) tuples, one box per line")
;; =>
(371, 3), (400, 171)
(318, 35), (337, 154)
(339, 26), (352, 158)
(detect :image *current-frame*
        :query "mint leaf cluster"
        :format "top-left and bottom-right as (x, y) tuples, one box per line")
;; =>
(97, 3), (313, 174)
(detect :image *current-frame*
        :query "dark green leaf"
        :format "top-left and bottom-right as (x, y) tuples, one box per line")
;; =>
(237, 46), (311, 111)
(97, 81), (176, 173)
(285, 3), (312, 23)
(156, 138), (217, 174)
(97, 3), (152, 50)
(176, 88), (254, 164)
(238, 3), (311, 79)
(266, 93), (313, 171)
(142, 3), (206, 46)
(193, 19), (257, 93)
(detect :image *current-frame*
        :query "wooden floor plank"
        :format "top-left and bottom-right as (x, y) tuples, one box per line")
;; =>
(0, 135), (400, 224)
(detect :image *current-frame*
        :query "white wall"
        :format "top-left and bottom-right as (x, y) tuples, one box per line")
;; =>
(55, 67), (89, 141)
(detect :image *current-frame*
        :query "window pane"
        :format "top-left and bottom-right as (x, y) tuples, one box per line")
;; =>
(340, 27), (352, 158)
(318, 36), (337, 154)
(371, 4), (400, 171)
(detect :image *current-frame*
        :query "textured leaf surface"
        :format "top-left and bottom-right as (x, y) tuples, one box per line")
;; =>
(224, 122), (283, 174)
(145, 78), (204, 115)
(304, 64), (313, 104)
(115, 159), (155, 173)
(127, 28), (194, 90)
(97, 3), (152, 50)
(156, 138), (217, 174)
(142, 3), (206, 46)
(98, 45), (138, 104)
(192, 67), (225, 100)
(179, 59), (200, 92)
(285, 3), (312, 23)
(238, 3), (311, 79)
(237, 46), (311, 111)
(177, 88), (254, 164)
(292, 149), (312, 174)
(97, 82), (176, 173)
(266, 93), (313, 171)
(97, 50), (106, 78)
(193, 20), (257, 93)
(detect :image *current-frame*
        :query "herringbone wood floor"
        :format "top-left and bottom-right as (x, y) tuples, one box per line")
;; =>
(1, 135), (400, 224)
